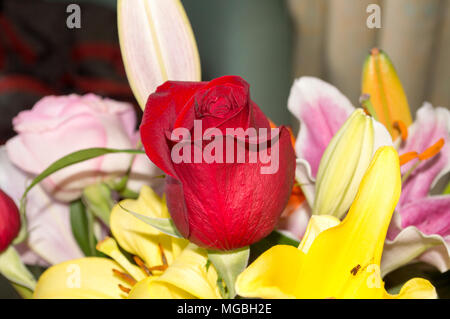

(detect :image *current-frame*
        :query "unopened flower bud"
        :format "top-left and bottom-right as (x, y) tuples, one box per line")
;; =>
(0, 189), (21, 252)
(313, 109), (391, 218)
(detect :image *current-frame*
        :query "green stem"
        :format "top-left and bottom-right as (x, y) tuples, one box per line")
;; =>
(359, 94), (379, 122)
(86, 209), (97, 256)
(443, 181), (450, 195)
(401, 161), (421, 184)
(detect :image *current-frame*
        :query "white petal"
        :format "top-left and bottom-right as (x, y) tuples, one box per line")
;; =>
(381, 226), (450, 276)
(118, 0), (201, 109)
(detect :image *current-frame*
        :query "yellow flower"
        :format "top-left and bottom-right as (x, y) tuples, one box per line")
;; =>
(33, 186), (222, 299)
(236, 147), (436, 299)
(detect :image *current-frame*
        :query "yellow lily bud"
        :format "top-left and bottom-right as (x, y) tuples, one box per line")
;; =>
(313, 109), (391, 218)
(361, 48), (412, 138)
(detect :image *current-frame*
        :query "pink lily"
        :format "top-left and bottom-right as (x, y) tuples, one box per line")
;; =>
(283, 77), (450, 275)
(382, 103), (450, 275)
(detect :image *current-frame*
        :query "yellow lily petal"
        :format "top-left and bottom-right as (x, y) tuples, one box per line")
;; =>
(236, 245), (304, 299)
(237, 147), (436, 299)
(33, 258), (127, 299)
(128, 244), (222, 299)
(128, 277), (196, 299)
(110, 186), (188, 268)
(385, 278), (437, 299)
(294, 146), (401, 298)
(96, 237), (146, 282)
(237, 215), (337, 299)
(298, 215), (340, 254)
(361, 48), (412, 138)
(118, 0), (201, 110)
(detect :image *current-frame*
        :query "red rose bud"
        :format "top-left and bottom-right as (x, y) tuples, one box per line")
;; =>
(0, 189), (21, 252)
(140, 76), (296, 250)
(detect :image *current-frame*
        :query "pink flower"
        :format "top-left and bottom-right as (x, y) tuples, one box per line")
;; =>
(282, 77), (390, 238)
(284, 77), (450, 275)
(382, 103), (450, 275)
(6, 94), (161, 202)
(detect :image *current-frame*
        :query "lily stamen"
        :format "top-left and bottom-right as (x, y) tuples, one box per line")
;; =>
(159, 243), (168, 266)
(97, 237), (146, 282)
(393, 120), (408, 141)
(418, 138), (445, 161)
(118, 284), (131, 294)
(113, 269), (137, 286)
(400, 139), (445, 183)
(148, 265), (169, 272)
(399, 151), (418, 166)
(133, 256), (152, 276)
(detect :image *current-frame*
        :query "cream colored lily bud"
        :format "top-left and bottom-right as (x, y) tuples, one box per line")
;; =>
(118, 0), (201, 110)
(313, 109), (391, 218)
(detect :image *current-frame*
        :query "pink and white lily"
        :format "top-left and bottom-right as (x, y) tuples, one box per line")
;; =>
(282, 76), (450, 276)
(282, 77), (391, 236)
(382, 103), (450, 275)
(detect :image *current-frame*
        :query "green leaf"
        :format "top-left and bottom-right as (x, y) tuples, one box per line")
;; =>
(0, 246), (36, 291)
(16, 147), (145, 244)
(70, 200), (97, 256)
(119, 204), (183, 238)
(21, 148), (144, 202)
(11, 283), (34, 299)
(207, 246), (250, 299)
(119, 188), (139, 199)
(82, 183), (114, 227)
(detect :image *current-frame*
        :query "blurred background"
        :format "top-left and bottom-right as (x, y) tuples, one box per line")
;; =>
(0, 0), (449, 297)
(0, 0), (449, 142)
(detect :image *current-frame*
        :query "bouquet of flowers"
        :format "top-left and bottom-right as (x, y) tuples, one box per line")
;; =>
(0, 0), (448, 299)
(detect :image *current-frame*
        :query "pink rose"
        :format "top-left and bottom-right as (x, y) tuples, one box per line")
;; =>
(6, 94), (160, 202)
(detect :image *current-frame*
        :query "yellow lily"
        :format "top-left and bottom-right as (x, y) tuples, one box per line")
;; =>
(33, 186), (222, 299)
(361, 48), (412, 138)
(236, 147), (436, 299)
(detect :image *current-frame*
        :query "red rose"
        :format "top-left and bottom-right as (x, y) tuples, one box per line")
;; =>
(140, 76), (295, 250)
(0, 189), (21, 252)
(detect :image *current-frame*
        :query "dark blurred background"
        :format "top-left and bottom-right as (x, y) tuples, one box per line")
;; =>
(0, 0), (449, 298)
(1, 0), (449, 143)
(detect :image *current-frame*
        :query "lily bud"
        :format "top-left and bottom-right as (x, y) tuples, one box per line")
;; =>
(313, 109), (391, 218)
(361, 48), (412, 138)
(0, 189), (21, 252)
(118, 0), (201, 110)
